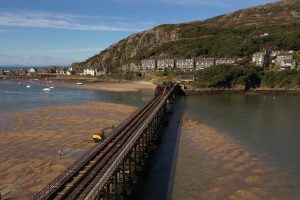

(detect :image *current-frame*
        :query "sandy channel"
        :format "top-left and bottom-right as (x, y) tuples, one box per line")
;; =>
(172, 118), (299, 200)
(0, 102), (136, 199)
(57, 80), (156, 92)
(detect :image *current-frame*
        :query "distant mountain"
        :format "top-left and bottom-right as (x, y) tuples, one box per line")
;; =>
(74, 0), (300, 71)
(0, 64), (20, 68)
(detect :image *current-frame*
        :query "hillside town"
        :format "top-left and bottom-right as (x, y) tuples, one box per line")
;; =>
(0, 50), (299, 78)
(139, 50), (299, 72)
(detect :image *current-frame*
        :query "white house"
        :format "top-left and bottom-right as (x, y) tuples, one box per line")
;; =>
(215, 58), (236, 65)
(84, 68), (107, 76)
(176, 58), (194, 70)
(280, 59), (297, 69)
(252, 51), (269, 68)
(141, 59), (156, 71)
(84, 68), (96, 76)
(65, 66), (76, 75)
(28, 68), (37, 74)
(195, 57), (215, 69)
(157, 59), (175, 70)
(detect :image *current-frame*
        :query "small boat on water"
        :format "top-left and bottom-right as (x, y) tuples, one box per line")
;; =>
(50, 86), (54, 89)
(43, 80), (52, 91)
(76, 82), (83, 85)
(43, 88), (50, 92)
(27, 85), (31, 88)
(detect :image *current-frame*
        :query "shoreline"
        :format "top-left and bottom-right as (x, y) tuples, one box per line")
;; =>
(185, 88), (300, 96)
(1, 77), (156, 92)
(2, 76), (300, 94)
(59, 80), (156, 92)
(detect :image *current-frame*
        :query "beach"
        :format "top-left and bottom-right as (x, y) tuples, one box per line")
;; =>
(67, 81), (156, 92)
(4, 76), (156, 92)
(32, 77), (156, 92)
(0, 102), (136, 199)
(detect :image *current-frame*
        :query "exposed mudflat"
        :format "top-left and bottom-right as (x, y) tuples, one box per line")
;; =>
(0, 102), (136, 199)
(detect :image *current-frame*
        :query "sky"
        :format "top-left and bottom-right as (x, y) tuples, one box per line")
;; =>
(0, 0), (277, 66)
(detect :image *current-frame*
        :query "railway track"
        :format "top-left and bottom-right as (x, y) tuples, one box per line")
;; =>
(33, 83), (175, 200)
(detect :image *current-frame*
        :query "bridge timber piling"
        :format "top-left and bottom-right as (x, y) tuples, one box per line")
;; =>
(32, 82), (184, 200)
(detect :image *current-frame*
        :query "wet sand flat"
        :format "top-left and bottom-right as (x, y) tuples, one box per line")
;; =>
(0, 102), (136, 199)
(58, 80), (155, 92)
(172, 118), (300, 200)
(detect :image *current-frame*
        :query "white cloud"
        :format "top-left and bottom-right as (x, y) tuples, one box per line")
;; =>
(0, 11), (151, 32)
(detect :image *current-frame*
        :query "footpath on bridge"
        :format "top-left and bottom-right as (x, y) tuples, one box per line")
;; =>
(132, 96), (186, 200)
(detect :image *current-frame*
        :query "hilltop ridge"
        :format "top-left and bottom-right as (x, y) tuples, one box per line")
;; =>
(74, 0), (300, 71)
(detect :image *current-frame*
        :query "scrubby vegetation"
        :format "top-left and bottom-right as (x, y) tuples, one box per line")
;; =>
(191, 65), (262, 89)
(261, 70), (300, 88)
(184, 65), (300, 89)
(109, 71), (143, 81)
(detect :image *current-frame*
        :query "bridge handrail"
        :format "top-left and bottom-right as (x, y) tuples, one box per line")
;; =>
(78, 84), (176, 199)
(66, 93), (165, 199)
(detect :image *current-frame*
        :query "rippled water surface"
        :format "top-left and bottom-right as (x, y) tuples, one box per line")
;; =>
(0, 80), (151, 114)
(172, 95), (300, 200)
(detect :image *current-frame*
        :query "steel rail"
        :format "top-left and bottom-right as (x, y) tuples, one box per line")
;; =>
(80, 84), (175, 200)
(56, 92), (165, 199)
(32, 86), (168, 200)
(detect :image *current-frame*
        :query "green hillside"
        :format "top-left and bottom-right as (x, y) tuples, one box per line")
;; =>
(74, 0), (300, 72)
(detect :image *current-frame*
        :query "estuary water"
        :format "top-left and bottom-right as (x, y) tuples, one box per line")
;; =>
(172, 95), (300, 200)
(0, 80), (150, 114)
(186, 95), (300, 176)
(2, 79), (300, 199)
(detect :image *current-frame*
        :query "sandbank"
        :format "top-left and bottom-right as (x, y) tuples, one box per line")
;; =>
(68, 81), (156, 92)
(0, 102), (136, 199)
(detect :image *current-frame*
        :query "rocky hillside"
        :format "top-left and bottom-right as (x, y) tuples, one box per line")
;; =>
(74, 0), (300, 71)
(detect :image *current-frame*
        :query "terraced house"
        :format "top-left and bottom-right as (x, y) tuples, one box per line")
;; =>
(157, 59), (175, 70)
(215, 58), (237, 65)
(195, 57), (215, 69)
(175, 58), (194, 70)
(141, 59), (156, 71)
(252, 51), (269, 68)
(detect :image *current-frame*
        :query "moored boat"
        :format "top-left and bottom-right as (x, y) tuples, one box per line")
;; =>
(43, 88), (50, 92)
